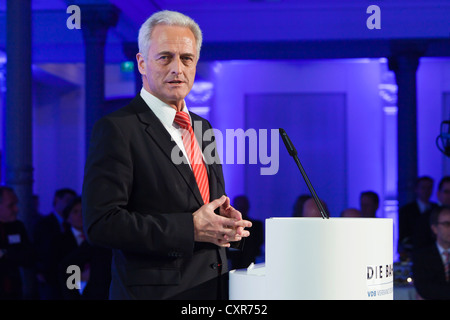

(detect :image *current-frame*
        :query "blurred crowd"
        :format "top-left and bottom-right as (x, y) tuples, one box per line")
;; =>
(1, 175), (449, 300)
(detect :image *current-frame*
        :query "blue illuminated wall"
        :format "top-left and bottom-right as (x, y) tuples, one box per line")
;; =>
(207, 59), (384, 218)
(23, 58), (450, 244)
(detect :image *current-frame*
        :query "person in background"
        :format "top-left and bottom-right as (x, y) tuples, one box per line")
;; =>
(437, 176), (450, 206)
(0, 186), (35, 300)
(359, 191), (379, 218)
(413, 176), (450, 251)
(56, 197), (111, 300)
(302, 197), (329, 217)
(398, 176), (438, 260)
(32, 188), (77, 299)
(292, 194), (312, 217)
(340, 208), (362, 218)
(227, 195), (264, 270)
(412, 205), (450, 299)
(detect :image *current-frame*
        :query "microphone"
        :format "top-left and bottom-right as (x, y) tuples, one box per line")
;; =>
(279, 128), (330, 219)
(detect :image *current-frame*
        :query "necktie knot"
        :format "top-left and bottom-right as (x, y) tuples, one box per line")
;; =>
(174, 112), (191, 129)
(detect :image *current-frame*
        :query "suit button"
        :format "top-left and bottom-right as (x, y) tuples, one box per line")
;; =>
(210, 263), (221, 270)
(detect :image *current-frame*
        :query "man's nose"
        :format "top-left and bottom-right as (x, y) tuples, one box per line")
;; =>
(170, 57), (183, 74)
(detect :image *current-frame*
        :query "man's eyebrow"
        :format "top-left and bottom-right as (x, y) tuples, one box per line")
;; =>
(156, 51), (174, 57)
(155, 51), (196, 57)
(180, 52), (195, 57)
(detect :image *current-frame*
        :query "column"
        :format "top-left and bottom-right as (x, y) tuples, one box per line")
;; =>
(4, 0), (34, 233)
(388, 52), (421, 207)
(4, 0), (36, 299)
(80, 4), (119, 152)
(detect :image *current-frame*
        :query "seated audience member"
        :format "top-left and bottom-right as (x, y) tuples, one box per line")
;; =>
(292, 194), (312, 217)
(32, 188), (77, 299)
(340, 208), (362, 218)
(359, 191), (379, 218)
(56, 197), (111, 300)
(413, 176), (450, 250)
(398, 176), (437, 260)
(0, 186), (35, 300)
(227, 195), (263, 270)
(412, 205), (450, 299)
(302, 198), (328, 217)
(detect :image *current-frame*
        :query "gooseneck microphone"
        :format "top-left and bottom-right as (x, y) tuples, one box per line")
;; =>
(279, 128), (330, 219)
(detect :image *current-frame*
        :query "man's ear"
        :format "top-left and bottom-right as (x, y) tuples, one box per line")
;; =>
(136, 53), (146, 76)
(431, 224), (438, 236)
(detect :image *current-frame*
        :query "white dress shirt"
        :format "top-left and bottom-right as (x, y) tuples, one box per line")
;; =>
(71, 227), (85, 246)
(140, 87), (194, 168)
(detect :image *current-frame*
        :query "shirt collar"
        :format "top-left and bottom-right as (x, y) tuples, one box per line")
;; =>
(416, 199), (429, 213)
(436, 242), (450, 256)
(72, 227), (83, 237)
(140, 87), (191, 127)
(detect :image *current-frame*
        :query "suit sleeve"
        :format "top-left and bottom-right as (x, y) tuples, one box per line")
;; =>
(82, 117), (194, 258)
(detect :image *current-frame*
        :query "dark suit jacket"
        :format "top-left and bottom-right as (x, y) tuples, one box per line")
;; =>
(0, 220), (35, 299)
(47, 227), (79, 299)
(32, 213), (62, 277)
(58, 240), (112, 300)
(412, 243), (450, 299)
(82, 94), (228, 300)
(398, 201), (438, 254)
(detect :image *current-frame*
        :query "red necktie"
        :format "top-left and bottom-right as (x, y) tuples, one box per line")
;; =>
(174, 112), (210, 204)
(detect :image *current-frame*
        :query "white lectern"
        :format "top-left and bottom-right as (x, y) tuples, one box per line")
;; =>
(229, 218), (393, 300)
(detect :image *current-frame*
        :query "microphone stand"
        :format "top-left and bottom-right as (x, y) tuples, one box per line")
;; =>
(279, 128), (330, 219)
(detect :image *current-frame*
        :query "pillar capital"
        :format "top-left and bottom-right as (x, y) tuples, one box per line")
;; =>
(387, 40), (427, 74)
(388, 54), (419, 75)
(388, 54), (420, 75)
(80, 4), (120, 45)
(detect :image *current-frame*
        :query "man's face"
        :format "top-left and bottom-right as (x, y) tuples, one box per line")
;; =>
(0, 190), (19, 223)
(438, 182), (450, 206)
(416, 179), (433, 202)
(67, 203), (83, 231)
(432, 210), (450, 248)
(360, 195), (378, 217)
(54, 193), (76, 217)
(137, 24), (198, 111)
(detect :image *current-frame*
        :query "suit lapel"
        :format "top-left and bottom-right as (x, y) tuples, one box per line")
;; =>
(131, 95), (204, 206)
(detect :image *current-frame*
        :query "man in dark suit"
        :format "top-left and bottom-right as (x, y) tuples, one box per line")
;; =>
(0, 186), (35, 299)
(412, 205), (450, 299)
(411, 176), (450, 253)
(398, 176), (438, 260)
(55, 197), (111, 300)
(32, 188), (77, 299)
(82, 10), (252, 300)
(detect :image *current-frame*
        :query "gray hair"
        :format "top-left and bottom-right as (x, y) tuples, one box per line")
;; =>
(138, 10), (203, 61)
